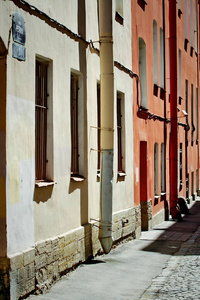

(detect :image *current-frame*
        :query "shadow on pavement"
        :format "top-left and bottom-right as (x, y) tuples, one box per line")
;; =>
(141, 200), (200, 256)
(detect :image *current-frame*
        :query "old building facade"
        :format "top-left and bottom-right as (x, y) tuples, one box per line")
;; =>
(0, 0), (199, 299)
(132, 0), (200, 229)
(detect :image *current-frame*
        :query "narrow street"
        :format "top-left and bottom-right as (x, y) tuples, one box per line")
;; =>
(28, 199), (200, 300)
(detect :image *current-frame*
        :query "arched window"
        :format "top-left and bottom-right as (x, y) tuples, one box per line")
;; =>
(139, 37), (147, 109)
(153, 20), (158, 85)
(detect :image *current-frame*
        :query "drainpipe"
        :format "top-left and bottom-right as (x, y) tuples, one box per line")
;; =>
(169, 0), (181, 219)
(98, 0), (114, 254)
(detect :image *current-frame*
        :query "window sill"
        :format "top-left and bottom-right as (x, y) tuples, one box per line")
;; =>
(118, 171), (127, 177)
(71, 174), (85, 182)
(137, 107), (149, 120)
(154, 194), (160, 199)
(161, 192), (166, 201)
(35, 180), (56, 188)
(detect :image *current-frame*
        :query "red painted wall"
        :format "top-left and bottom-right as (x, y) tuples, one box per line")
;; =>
(131, 0), (199, 218)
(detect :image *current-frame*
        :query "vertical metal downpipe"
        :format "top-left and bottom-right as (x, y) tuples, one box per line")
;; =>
(98, 0), (114, 254)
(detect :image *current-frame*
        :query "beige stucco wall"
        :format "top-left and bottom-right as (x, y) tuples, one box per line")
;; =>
(1, 0), (134, 257)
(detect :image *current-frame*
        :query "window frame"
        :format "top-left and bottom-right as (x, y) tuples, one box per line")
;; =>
(154, 143), (159, 195)
(70, 74), (79, 175)
(35, 57), (54, 186)
(160, 28), (164, 89)
(97, 83), (101, 174)
(153, 20), (158, 86)
(117, 91), (126, 176)
(139, 37), (147, 109)
(70, 71), (85, 181)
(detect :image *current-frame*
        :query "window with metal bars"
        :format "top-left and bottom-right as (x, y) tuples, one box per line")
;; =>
(97, 84), (100, 172)
(35, 60), (48, 181)
(71, 75), (79, 174)
(117, 92), (124, 173)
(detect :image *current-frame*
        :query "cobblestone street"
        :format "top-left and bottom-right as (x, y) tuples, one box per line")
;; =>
(141, 226), (200, 300)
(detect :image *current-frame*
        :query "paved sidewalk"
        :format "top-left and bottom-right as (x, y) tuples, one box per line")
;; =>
(140, 226), (200, 299)
(28, 200), (200, 300)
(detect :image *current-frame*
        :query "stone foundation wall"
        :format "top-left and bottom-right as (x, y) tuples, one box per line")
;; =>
(0, 257), (10, 299)
(151, 209), (165, 228)
(135, 204), (141, 238)
(0, 206), (142, 299)
(141, 200), (152, 231)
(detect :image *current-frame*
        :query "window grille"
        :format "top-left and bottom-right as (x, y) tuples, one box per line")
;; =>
(71, 75), (79, 174)
(35, 60), (48, 180)
(117, 94), (123, 172)
(97, 84), (101, 171)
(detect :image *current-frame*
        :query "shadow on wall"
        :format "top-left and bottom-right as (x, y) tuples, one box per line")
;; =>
(34, 185), (54, 204)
